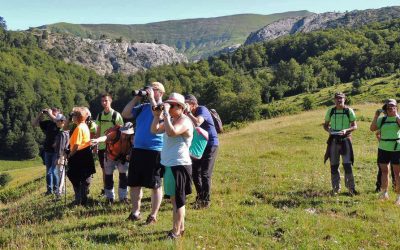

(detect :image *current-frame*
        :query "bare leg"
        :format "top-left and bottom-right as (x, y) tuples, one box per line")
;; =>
(130, 186), (143, 215)
(150, 186), (163, 218)
(171, 196), (185, 236)
(380, 163), (390, 192)
(392, 164), (400, 194)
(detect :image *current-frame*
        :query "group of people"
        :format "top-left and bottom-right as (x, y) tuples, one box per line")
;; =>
(324, 92), (400, 204)
(32, 81), (220, 239)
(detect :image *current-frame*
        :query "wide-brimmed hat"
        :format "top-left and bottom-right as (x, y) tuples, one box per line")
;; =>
(120, 122), (134, 135)
(334, 92), (345, 98)
(164, 93), (186, 109)
(55, 114), (66, 122)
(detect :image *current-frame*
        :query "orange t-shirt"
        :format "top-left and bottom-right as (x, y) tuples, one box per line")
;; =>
(70, 122), (91, 151)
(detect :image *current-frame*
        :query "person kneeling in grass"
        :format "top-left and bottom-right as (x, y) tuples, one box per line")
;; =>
(151, 93), (193, 239)
(370, 99), (400, 203)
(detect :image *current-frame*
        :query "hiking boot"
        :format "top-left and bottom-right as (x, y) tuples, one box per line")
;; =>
(145, 215), (157, 225)
(106, 198), (114, 205)
(192, 200), (202, 209)
(120, 198), (129, 204)
(166, 231), (180, 240)
(99, 189), (105, 197)
(378, 192), (389, 200)
(127, 212), (141, 221)
(202, 200), (210, 208)
(348, 189), (359, 197)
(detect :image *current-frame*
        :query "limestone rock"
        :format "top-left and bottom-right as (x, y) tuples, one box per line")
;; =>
(44, 34), (188, 75)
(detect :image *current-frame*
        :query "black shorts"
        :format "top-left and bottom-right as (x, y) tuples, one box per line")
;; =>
(378, 149), (400, 164)
(127, 148), (162, 189)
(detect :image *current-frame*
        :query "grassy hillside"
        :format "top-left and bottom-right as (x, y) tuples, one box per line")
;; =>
(42, 11), (312, 60)
(260, 74), (400, 119)
(1, 101), (400, 248)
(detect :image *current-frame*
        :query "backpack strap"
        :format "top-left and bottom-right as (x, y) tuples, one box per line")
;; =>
(329, 107), (336, 119)
(379, 116), (400, 150)
(379, 116), (388, 129)
(98, 110), (116, 125)
(330, 107), (350, 120)
(111, 110), (117, 125)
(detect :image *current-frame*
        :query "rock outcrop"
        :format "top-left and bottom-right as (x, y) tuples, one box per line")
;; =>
(245, 6), (400, 45)
(44, 34), (188, 75)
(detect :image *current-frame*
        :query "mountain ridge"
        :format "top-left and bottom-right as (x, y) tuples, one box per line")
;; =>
(39, 11), (313, 60)
(245, 6), (400, 45)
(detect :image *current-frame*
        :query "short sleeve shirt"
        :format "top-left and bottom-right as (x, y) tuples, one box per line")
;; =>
(324, 107), (356, 131)
(377, 116), (400, 152)
(96, 109), (124, 150)
(195, 106), (219, 146)
(70, 123), (91, 151)
(132, 103), (163, 151)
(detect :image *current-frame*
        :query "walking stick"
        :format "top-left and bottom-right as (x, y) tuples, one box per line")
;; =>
(64, 159), (68, 206)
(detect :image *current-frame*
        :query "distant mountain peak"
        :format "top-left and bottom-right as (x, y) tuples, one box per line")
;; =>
(244, 6), (400, 45)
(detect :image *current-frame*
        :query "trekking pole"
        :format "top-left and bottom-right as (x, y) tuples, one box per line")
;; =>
(64, 160), (67, 206)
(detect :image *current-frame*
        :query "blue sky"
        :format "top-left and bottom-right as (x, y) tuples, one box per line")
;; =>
(1, 0), (400, 30)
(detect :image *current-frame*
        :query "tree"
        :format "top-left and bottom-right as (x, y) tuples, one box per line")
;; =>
(0, 16), (6, 30)
(18, 128), (39, 159)
(351, 78), (362, 95)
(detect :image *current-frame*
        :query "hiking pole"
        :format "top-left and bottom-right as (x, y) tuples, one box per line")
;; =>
(64, 160), (67, 206)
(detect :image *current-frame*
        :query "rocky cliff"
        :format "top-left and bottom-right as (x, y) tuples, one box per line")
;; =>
(245, 6), (400, 45)
(44, 34), (187, 75)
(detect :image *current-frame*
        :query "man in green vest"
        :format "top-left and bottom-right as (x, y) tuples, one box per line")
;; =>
(323, 92), (358, 196)
(96, 93), (124, 197)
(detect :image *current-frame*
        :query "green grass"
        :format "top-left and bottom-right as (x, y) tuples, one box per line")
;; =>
(0, 158), (42, 171)
(1, 102), (400, 248)
(43, 11), (312, 60)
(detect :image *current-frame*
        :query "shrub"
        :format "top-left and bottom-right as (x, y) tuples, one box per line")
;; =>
(303, 96), (315, 110)
(0, 173), (12, 187)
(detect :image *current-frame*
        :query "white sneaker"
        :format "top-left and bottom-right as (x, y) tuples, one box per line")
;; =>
(395, 196), (400, 205)
(379, 192), (389, 200)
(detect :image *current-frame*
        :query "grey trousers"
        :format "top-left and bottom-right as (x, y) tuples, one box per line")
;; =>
(329, 139), (355, 191)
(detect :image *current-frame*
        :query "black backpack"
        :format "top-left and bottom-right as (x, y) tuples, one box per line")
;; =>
(329, 107), (350, 120)
(378, 116), (400, 150)
(379, 116), (400, 129)
(209, 109), (223, 133)
(97, 110), (118, 126)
